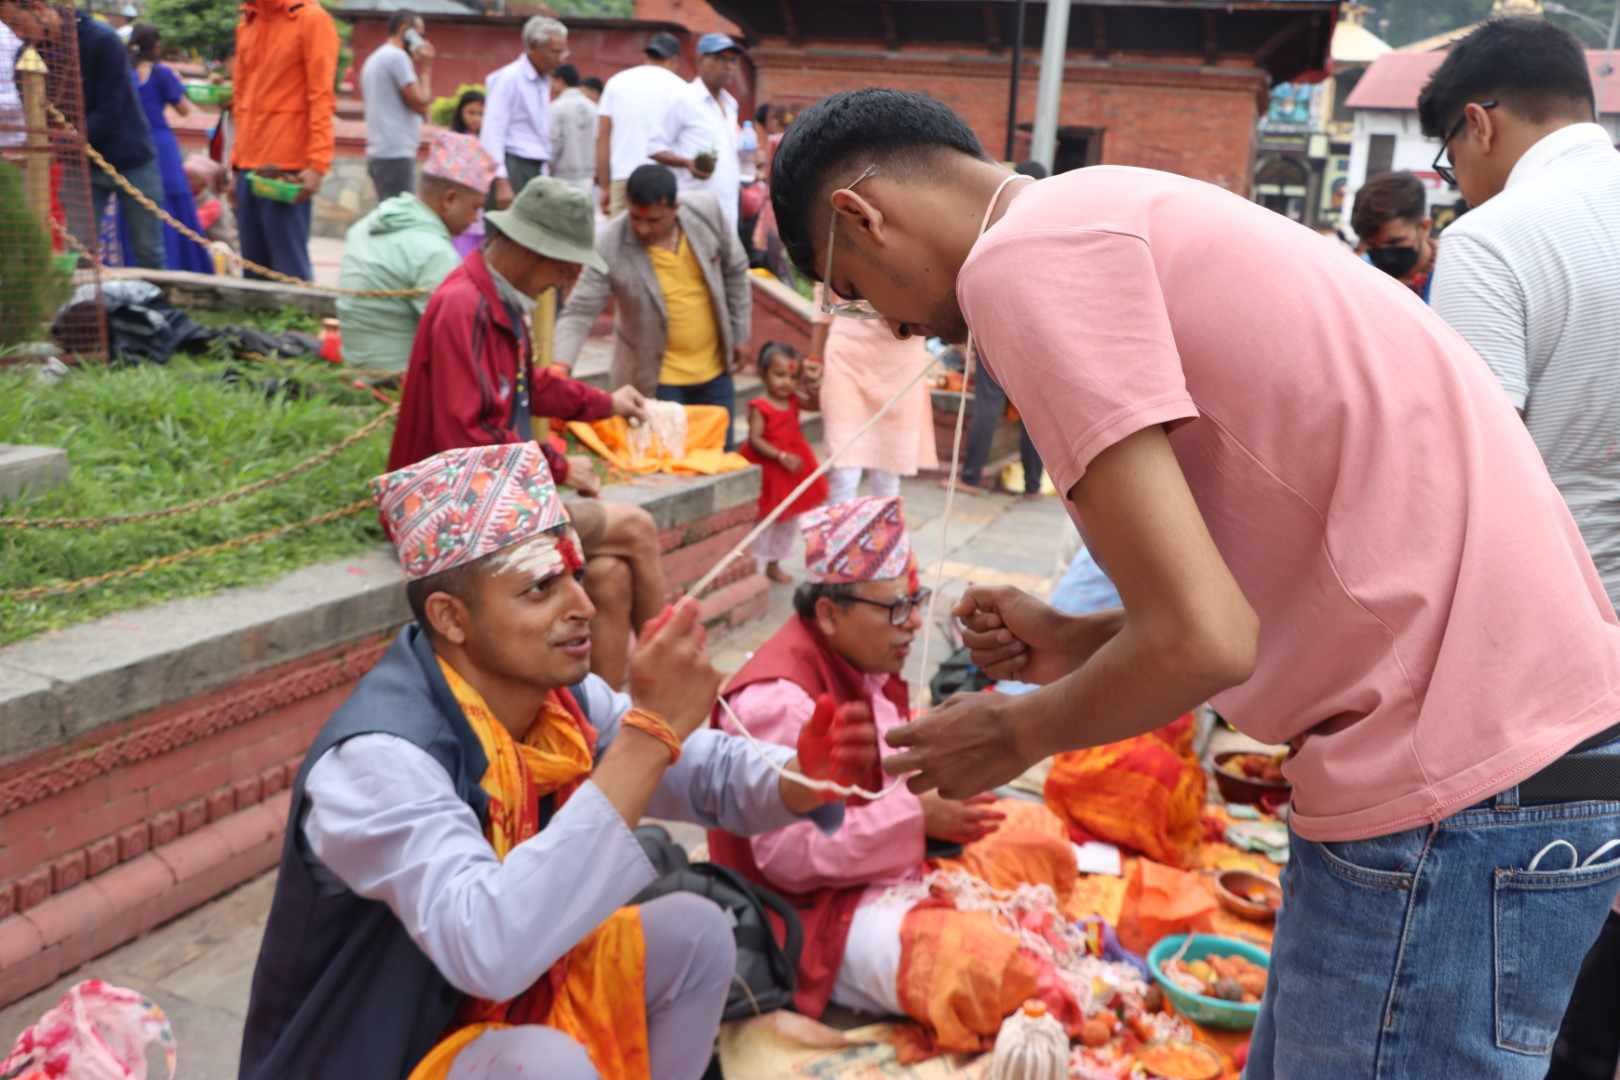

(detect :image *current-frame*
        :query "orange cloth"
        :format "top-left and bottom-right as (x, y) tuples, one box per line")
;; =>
(232, 0), (339, 173)
(568, 404), (750, 476)
(894, 801), (1079, 1059)
(406, 661), (651, 1080)
(1043, 713), (1206, 868)
(1115, 858), (1218, 957)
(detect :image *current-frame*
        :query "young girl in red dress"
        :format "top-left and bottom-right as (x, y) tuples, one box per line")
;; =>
(741, 342), (827, 584)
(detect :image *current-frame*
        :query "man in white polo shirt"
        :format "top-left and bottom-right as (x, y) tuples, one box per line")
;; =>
(594, 31), (686, 216)
(1423, 20), (1620, 1080)
(650, 33), (743, 235)
(1424, 17), (1620, 614)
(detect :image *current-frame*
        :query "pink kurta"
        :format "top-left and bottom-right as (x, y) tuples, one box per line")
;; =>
(814, 288), (940, 476)
(723, 676), (926, 892)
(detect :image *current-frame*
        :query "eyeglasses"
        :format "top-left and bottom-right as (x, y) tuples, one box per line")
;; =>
(840, 587), (932, 627)
(820, 163), (886, 320)
(1432, 100), (1496, 188)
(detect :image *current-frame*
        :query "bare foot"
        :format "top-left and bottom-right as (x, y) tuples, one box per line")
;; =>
(765, 562), (794, 585)
(940, 476), (988, 495)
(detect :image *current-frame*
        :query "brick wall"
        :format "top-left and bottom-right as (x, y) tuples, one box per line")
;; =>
(752, 45), (1265, 194)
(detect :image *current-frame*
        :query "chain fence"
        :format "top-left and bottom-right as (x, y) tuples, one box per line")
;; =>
(0, 497), (376, 601)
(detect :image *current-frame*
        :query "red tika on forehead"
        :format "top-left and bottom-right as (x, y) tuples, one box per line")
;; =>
(559, 535), (584, 574)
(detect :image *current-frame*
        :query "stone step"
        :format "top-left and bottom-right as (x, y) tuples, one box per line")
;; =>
(0, 445), (70, 503)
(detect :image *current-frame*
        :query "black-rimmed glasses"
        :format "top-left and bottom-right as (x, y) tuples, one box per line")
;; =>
(842, 588), (931, 627)
(1432, 100), (1496, 187)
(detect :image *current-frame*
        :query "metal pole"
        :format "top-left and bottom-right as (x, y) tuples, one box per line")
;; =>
(17, 47), (48, 228)
(1030, 0), (1072, 171)
(1004, 0), (1028, 161)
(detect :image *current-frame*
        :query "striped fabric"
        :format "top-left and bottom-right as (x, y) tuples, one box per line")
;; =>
(1432, 123), (1620, 610)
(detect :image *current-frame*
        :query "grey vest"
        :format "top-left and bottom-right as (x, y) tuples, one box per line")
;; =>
(237, 626), (491, 1080)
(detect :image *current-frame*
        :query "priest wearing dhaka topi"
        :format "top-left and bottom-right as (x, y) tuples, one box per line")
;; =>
(710, 496), (1130, 1056)
(237, 442), (880, 1080)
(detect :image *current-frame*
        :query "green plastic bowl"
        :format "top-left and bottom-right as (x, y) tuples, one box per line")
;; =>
(248, 172), (303, 204)
(183, 81), (231, 106)
(1147, 933), (1269, 1030)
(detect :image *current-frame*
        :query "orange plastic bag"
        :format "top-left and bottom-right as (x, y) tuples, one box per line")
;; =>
(1115, 858), (1217, 957)
(1042, 714), (1206, 868)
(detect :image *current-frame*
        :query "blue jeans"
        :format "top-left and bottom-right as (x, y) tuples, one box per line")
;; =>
(91, 157), (165, 270)
(236, 172), (313, 282)
(657, 372), (736, 451)
(1247, 733), (1620, 1079)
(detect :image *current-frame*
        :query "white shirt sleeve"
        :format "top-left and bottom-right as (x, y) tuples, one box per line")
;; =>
(572, 674), (845, 836)
(646, 89), (691, 158)
(479, 66), (514, 179)
(1430, 230), (1531, 410)
(302, 733), (656, 1003)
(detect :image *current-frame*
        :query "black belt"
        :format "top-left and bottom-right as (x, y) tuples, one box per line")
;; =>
(1517, 720), (1620, 804)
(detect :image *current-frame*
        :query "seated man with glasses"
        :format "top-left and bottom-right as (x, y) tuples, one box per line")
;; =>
(709, 495), (1083, 1053)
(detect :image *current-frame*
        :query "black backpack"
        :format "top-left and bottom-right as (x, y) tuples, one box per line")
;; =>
(630, 826), (803, 1021)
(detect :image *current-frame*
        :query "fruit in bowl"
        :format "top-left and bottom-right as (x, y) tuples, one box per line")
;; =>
(1212, 750), (1291, 807)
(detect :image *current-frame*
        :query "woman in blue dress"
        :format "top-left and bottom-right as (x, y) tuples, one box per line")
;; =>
(122, 24), (212, 273)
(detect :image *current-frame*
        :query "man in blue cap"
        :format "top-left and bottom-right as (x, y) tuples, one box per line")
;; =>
(650, 31), (744, 233)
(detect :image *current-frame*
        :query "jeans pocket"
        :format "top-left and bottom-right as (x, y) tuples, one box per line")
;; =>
(1494, 854), (1620, 1055)
(1309, 835), (1418, 892)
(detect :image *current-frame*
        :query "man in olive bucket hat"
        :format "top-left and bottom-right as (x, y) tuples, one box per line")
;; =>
(390, 177), (664, 693)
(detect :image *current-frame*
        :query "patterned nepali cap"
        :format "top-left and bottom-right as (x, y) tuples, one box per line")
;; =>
(799, 496), (915, 585)
(422, 131), (498, 197)
(370, 442), (568, 580)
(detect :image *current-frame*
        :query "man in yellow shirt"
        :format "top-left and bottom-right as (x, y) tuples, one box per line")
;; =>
(555, 164), (752, 447)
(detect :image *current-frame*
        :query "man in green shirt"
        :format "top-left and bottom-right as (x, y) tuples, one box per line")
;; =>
(337, 132), (493, 372)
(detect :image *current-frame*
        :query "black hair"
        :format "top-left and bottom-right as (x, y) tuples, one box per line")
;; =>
(386, 10), (418, 37)
(1417, 17), (1595, 139)
(626, 163), (678, 208)
(553, 62), (580, 88)
(583, 76), (603, 94)
(770, 89), (989, 281)
(450, 88), (485, 134)
(1013, 159), (1049, 179)
(405, 560), (479, 638)
(792, 581), (857, 621)
(1351, 171), (1427, 239)
(757, 339), (798, 373)
(754, 102), (771, 126)
(128, 22), (159, 62)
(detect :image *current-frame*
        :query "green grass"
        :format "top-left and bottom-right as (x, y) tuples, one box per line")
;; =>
(0, 352), (391, 645)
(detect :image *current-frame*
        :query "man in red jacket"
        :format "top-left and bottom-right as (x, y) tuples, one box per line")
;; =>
(390, 177), (662, 688)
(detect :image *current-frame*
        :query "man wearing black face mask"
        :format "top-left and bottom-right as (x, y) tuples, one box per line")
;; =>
(1351, 171), (1439, 301)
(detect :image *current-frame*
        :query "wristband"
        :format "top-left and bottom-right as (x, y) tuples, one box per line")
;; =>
(622, 707), (682, 765)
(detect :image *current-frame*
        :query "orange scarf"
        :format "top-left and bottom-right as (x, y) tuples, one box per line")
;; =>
(407, 661), (651, 1080)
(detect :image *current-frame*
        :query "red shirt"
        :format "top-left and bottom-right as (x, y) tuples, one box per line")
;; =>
(388, 250), (614, 483)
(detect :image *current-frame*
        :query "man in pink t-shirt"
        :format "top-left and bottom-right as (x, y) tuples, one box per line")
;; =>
(768, 89), (1620, 1078)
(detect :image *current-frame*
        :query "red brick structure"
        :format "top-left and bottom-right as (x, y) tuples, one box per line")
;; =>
(346, 14), (755, 117)
(695, 0), (1336, 194)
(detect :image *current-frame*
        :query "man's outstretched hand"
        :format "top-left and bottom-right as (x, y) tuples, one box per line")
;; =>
(791, 696), (881, 803)
(883, 692), (1033, 800)
(953, 584), (1116, 684)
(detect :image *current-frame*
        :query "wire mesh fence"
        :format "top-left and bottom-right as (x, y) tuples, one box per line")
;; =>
(1, 2), (108, 358)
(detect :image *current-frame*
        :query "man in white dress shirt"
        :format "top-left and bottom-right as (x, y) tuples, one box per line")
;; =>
(238, 441), (879, 1080)
(481, 14), (568, 209)
(594, 30), (686, 216)
(650, 32), (743, 234)
(1422, 20), (1620, 1080)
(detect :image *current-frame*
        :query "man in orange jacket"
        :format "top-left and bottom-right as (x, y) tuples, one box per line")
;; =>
(231, 0), (338, 281)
